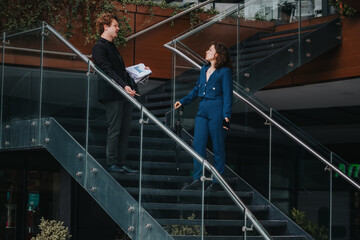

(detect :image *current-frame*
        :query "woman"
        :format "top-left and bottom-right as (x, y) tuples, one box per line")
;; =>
(174, 41), (233, 191)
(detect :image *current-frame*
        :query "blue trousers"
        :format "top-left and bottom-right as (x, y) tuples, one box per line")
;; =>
(192, 99), (226, 180)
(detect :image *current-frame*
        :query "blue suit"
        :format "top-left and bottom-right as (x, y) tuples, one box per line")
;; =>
(180, 64), (233, 180)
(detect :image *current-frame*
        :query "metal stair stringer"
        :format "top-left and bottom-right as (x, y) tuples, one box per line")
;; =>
(238, 17), (342, 94)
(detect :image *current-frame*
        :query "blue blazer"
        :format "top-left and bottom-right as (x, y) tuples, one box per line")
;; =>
(179, 64), (233, 119)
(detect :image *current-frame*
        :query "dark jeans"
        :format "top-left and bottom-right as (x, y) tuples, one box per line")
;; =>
(103, 99), (133, 166)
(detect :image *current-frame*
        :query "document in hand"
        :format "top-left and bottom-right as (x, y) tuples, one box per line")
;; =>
(126, 63), (152, 84)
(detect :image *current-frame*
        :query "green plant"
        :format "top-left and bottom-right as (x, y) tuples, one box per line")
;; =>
(31, 217), (71, 240)
(163, 213), (207, 236)
(278, 1), (296, 16)
(254, 11), (268, 21)
(0, 0), (218, 46)
(329, 0), (357, 16)
(290, 208), (328, 240)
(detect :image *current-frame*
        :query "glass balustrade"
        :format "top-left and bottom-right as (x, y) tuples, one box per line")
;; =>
(42, 30), (90, 150)
(1, 29), (42, 148)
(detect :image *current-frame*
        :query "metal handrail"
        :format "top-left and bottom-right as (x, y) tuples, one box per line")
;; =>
(0, 27), (43, 41)
(164, 1), (248, 47)
(125, 0), (214, 41)
(43, 22), (272, 240)
(164, 33), (360, 192)
(0, 45), (92, 58)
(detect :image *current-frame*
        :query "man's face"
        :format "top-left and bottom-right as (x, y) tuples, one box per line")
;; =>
(104, 19), (119, 40)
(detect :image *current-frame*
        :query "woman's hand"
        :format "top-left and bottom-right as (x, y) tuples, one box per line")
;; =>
(174, 101), (182, 109)
(223, 117), (230, 130)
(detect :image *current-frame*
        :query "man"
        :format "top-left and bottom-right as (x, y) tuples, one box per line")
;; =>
(92, 13), (138, 173)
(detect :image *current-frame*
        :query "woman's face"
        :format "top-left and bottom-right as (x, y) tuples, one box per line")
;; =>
(205, 45), (217, 62)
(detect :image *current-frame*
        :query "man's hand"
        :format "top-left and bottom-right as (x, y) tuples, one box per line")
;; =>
(124, 86), (136, 97)
(145, 66), (151, 70)
(174, 101), (182, 109)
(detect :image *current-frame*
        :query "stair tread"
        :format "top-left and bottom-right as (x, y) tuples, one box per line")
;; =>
(144, 100), (172, 108)
(112, 173), (192, 182)
(172, 236), (307, 240)
(125, 187), (254, 198)
(122, 160), (193, 169)
(142, 202), (270, 212)
(158, 218), (287, 227)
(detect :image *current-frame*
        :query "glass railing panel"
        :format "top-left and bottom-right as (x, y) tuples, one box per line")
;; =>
(270, 124), (331, 239)
(172, 50), (201, 131)
(226, 94), (272, 198)
(331, 152), (360, 194)
(234, 82), (359, 188)
(203, 184), (264, 239)
(331, 154), (360, 240)
(270, 109), (360, 187)
(1, 29), (43, 148)
(138, 117), (204, 238)
(42, 30), (89, 149)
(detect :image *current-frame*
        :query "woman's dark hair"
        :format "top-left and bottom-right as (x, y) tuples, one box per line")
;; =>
(210, 41), (233, 69)
(96, 13), (118, 35)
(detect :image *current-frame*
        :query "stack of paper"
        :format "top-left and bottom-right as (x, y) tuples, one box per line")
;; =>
(126, 63), (152, 84)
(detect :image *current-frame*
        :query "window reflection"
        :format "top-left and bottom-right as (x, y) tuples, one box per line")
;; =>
(0, 169), (59, 240)
(0, 170), (17, 240)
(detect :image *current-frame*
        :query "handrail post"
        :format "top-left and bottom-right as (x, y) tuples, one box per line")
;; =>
(85, 61), (91, 164)
(38, 22), (45, 146)
(201, 163), (206, 240)
(138, 105), (146, 239)
(0, 31), (6, 148)
(329, 152), (333, 240)
(268, 108), (273, 202)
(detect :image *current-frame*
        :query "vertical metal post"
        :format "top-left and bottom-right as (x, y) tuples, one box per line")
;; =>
(268, 108), (273, 202)
(85, 61), (91, 163)
(329, 152), (333, 240)
(0, 32), (6, 148)
(236, 3), (240, 83)
(298, 0), (302, 66)
(171, 41), (177, 128)
(138, 106), (145, 240)
(201, 163), (206, 240)
(243, 212), (247, 240)
(38, 22), (45, 144)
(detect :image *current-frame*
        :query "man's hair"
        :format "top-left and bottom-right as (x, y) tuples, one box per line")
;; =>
(96, 13), (119, 35)
(210, 41), (233, 70)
